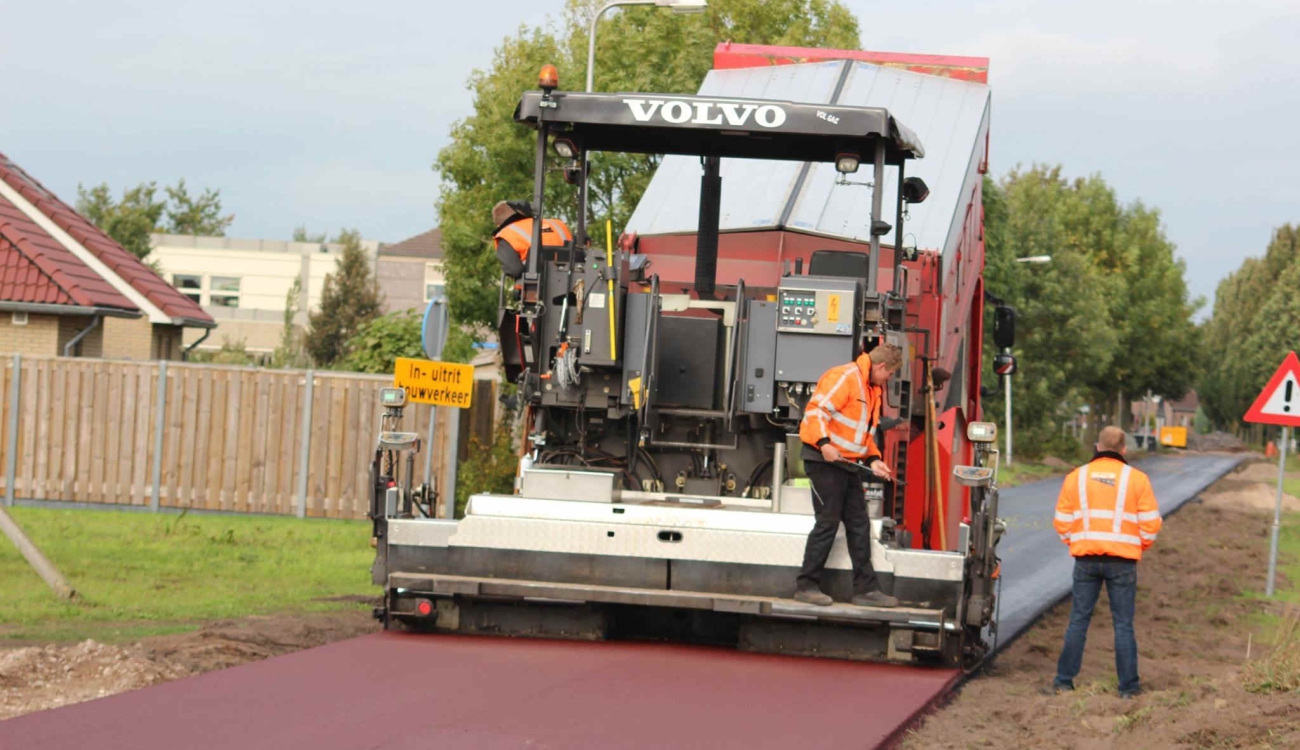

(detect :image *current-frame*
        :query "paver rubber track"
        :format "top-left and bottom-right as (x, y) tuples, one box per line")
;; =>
(1, 454), (1240, 750)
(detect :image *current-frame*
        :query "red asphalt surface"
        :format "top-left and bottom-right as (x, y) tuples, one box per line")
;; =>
(1, 632), (958, 750)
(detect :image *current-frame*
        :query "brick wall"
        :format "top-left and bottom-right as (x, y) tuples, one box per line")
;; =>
(102, 316), (154, 360)
(152, 324), (183, 360)
(0, 312), (60, 356)
(56, 316), (104, 357)
(377, 257), (440, 314)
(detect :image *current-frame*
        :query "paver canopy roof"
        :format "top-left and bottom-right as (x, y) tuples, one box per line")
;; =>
(515, 90), (923, 165)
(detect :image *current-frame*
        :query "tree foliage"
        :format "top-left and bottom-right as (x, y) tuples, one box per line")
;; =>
(305, 229), (383, 367)
(188, 337), (258, 366)
(1199, 225), (1300, 429)
(292, 226), (327, 244)
(271, 277), (310, 369)
(76, 179), (233, 263)
(981, 167), (1201, 454)
(76, 183), (166, 261)
(163, 179), (234, 236)
(434, 0), (860, 329)
(340, 309), (424, 374)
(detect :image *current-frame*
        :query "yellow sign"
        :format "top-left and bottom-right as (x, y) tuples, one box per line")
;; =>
(827, 293), (841, 323)
(394, 357), (474, 409)
(1159, 426), (1187, 448)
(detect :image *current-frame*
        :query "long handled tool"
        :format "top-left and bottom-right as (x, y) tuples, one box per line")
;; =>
(0, 507), (74, 599)
(606, 220), (617, 361)
(923, 362), (948, 551)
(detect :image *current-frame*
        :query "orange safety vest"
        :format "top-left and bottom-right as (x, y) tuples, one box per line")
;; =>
(494, 217), (573, 262)
(799, 352), (883, 461)
(1053, 456), (1162, 561)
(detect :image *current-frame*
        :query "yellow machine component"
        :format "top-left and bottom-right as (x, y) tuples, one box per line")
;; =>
(628, 376), (643, 410)
(606, 220), (617, 361)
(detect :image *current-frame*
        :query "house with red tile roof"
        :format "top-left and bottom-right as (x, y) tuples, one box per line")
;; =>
(0, 152), (214, 359)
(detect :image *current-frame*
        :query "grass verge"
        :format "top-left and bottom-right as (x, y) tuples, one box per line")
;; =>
(0, 507), (377, 642)
(998, 460), (1062, 488)
(1244, 509), (1300, 695)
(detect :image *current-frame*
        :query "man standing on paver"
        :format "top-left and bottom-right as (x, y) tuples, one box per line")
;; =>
(793, 343), (903, 608)
(1049, 426), (1162, 698)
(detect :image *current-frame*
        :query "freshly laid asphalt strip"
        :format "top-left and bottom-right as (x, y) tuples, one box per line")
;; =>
(0, 454), (1239, 750)
(993, 453), (1242, 645)
(0, 634), (958, 750)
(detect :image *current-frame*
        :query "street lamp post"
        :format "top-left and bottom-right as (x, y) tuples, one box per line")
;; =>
(1004, 255), (1052, 465)
(1005, 361), (1013, 465)
(579, 0), (706, 244)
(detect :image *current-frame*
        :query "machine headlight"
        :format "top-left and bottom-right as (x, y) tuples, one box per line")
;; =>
(967, 421), (997, 443)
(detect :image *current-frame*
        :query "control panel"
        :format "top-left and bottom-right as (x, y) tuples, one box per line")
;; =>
(776, 287), (853, 336)
(773, 276), (862, 384)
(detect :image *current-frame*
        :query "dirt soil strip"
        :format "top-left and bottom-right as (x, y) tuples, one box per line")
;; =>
(2, 632), (958, 750)
(0, 607), (380, 721)
(901, 462), (1300, 749)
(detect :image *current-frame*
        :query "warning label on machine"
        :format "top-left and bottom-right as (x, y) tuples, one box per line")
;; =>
(393, 357), (475, 408)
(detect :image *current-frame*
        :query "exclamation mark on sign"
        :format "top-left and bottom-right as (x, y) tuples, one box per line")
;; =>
(1286, 380), (1294, 413)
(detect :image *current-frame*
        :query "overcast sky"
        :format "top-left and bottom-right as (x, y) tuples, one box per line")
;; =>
(4, 0), (1297, 311)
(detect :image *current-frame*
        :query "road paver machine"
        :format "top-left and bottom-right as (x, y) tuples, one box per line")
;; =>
(372, 46), (1007, 666)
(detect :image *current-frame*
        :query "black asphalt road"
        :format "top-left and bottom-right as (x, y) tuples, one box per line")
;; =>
(993, 453), (1242, 645)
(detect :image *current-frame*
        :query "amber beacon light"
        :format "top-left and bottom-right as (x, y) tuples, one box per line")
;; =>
(539, 64), (559, 91)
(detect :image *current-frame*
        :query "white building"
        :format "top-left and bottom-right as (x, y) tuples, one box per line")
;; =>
(150, 230), (445, 356)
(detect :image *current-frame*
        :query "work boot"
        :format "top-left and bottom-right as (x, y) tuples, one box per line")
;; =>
(851, 590), (899, 608)
(793, 587), (833, 606)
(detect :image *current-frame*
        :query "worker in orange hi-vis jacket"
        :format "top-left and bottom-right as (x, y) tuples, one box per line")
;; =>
(492, 200), (572, 278)
(794, 343), (904, 609)
(1048, 425), (1162, 699)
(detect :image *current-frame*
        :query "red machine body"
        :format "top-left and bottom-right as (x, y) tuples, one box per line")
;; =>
(634, 43), (991, 552)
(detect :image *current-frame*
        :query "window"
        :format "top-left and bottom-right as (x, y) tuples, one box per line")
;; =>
(425, 283), (445, 302)
(210, 276), (241, 308)
(173, 274), (202, 304)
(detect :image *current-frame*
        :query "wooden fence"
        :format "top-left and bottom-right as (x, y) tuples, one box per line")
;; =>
(0, 355), (494, 519)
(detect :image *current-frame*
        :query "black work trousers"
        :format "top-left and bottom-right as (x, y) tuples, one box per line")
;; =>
(796, 461), (881, 595)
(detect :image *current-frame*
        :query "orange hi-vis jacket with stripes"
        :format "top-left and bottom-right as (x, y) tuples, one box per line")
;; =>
(799, 352), (883, 462)
(1053, 454), (1162, 561)
(494, 217), (573, 263)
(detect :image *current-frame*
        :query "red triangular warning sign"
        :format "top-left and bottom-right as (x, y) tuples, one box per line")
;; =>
(1244, 351), (1300, 427)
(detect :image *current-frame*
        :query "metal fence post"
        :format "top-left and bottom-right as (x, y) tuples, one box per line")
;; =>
(295, 370), (315, 519)
(4, 353), (20, 507)
(443, 410), (460, 519)
(423, 407), (438, 485)
(149, 360), (168, 512)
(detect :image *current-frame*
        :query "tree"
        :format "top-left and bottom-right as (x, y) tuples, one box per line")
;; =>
(76, 178), (232, 264)
(292, 226), (327, 243)
(340, 309), (424, 374)
(434, 0), (861, 330)
(981, 168), (1120, 453)
(271, 277), (310, 369)
(1200, 225), (1300, 430)
(305, 229), (383, 366)
(163, 179), (234, 236)
(980, 166), (1199, 454)
(76, 182), (165, 261)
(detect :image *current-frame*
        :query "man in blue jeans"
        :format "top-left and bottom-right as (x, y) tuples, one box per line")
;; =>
(1049, 426), (1162, 698)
